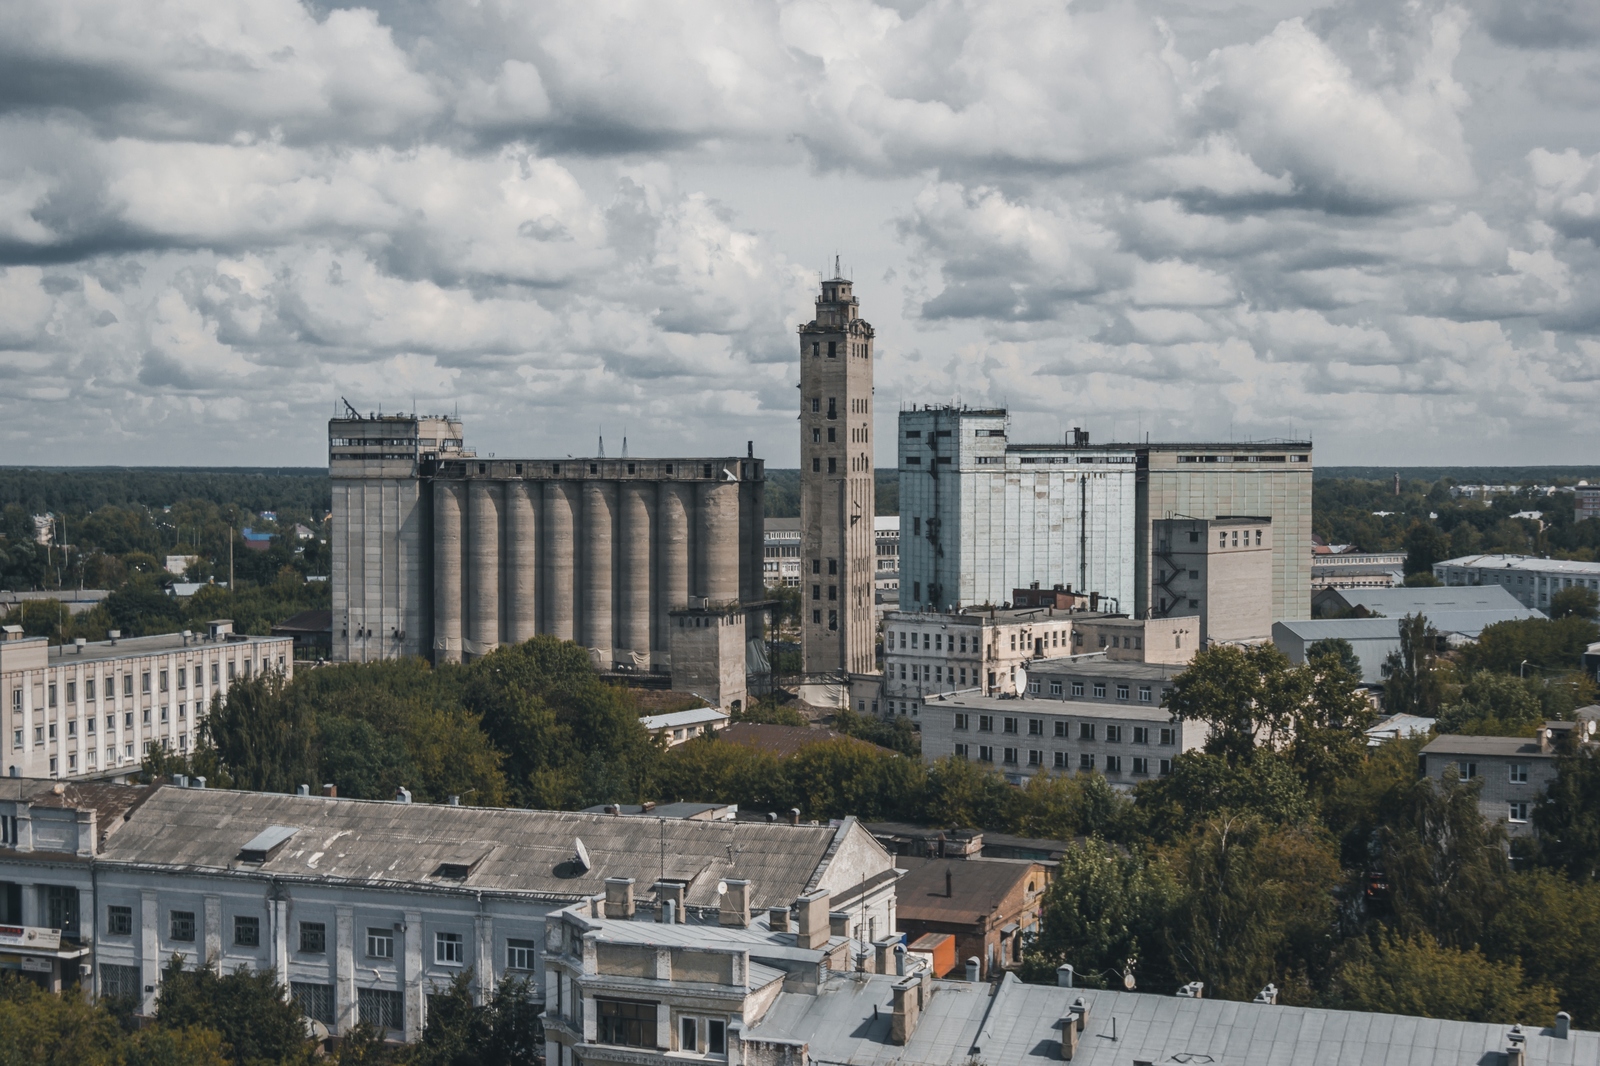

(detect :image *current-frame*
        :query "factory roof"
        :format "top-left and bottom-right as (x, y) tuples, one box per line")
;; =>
(638, 706), (729, 732)
(89, 787), (886, 910)
(746, 972), (1593, 1066)
(1439, 554), (1600, 575)
(1321, 584), (1534, 616)
(1277, 610), (1539, 641)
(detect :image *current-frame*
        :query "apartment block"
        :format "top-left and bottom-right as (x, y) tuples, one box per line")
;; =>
(920, 692), (1206, 787)
(0, 782), (897, 1035)
(1434, 554), (1600, 612)
(879, 608), (1085, 716)
(2, 623), (292, 781)
(1420, 717), (1598, 839)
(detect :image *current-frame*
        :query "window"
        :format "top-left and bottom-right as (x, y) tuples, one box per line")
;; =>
(1116, 685), (1129, 701)
(597, 998), (659, 1048)
(170, 911), (196, 942)
(66, 681), (76, 704)
(107, 905), (133, 936)
(978, 715), (993, 732)
(1054, 721), (1068, 738)
(1133, 726), (1149, 744)
(1079, 753), (1094, 770)
(1071, 682), (1084, 697)
(235, 915), (261, 947)
(954, 743), (969, 758)
(367, 927), (394, 959)
(1078, 722), (1095, 740)
(1028, 749), (1042, 767)
(507, 938), (537, 971)
(177, 667), (186, 689)
(1160, 758), (1173, 775)
(86, 678), (96, 702)
(1106, 726), (1122, 743)
(1053, 751), (1068, 769)
(1092, 683), (1106, 698)
(1002, 747), (1018, 765)
(1139, 686), (1152, 703)
(123, 674), (134, 698)
(159, 670), (169, 693)
(1160, 727), (1176, 746)
(683, 1016), (699, 1051)
(1509, 763), (1529, 784)
(292, 982), (335, 1025)
(299, 922), (326, 954)
(1105, 755), (1123, 772)
(954, 714), (970, 731)
(1003, 717), (1018, 734)
(1050, 681), (1062, 696)
(1028, 718), (1043, 736)
(101, 963), (140, 1002)
(1132, 757), (1149, 775)
(436, 931), (465, 964)
(1456, 761), (1477, 780)
(978, 746), (994, 763)
(1509, 802), (1530, 823)
(709, 1019), (726, 1055)
(141, 672), (151, 694)
(359, 988), (404, 1032)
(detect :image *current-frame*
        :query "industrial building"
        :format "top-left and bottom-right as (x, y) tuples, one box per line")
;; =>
(897, 409), (1138, 614)
(1434, 553), (1600, 612)
(2, 622), (292, 781)
(329, 411), (766, 699)
(895, 409), (1313, 622)
(1150, 516), (1273, 644)
(798, 269), (877, 683)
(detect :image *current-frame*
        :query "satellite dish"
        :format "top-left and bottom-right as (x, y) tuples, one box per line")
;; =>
(717, 881), (728, 896)
(573, 838), (592, 873)
(1014, 666), (1028, 696)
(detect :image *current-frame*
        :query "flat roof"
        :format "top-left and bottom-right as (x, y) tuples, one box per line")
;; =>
(937, 693), (1175, 721)
(639, 706), (728, 731)
(1440, 554), (1600, 575)
(1422, 735), (1551, 759)
(1028, 658), (1183, 682)
(1, 630), (289, 669)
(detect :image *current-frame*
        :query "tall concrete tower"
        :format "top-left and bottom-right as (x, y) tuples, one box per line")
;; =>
(799, 263), (876, 679)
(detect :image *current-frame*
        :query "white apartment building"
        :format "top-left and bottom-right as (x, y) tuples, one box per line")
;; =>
(2, 622), (293, 780)
(897, 408), (1138, 615)
(0, 781), (899, 1037)
(763, 518), (802, 587)
(920, 692), (1207, 787)
(1433, 554), (1600, 611)
(878, 608), (1086, 716)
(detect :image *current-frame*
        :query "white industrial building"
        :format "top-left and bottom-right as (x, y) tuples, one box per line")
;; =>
(1434, 554), (1600, 612)
(3, 623), (293, 781)
(897, 409), (1138, 614)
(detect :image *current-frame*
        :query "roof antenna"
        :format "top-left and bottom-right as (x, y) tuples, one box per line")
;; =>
(834, 254), (841, 278)
(622, 435), (629, 459)
(598, 431), (605, 458)
(341, 397), (360, 419)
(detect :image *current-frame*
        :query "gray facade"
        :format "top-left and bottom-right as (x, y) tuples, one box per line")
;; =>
(331, 412), (765, 670)
(920, 691), (1205, 787)
(798, 273), (876, 678)
(897, 409), (1138, 614)
(1418, 722), (1599, 839)
(1434, 553), (1600, 612)
(1151, 516), (1273, 644)
(0, 782), (898, 1040)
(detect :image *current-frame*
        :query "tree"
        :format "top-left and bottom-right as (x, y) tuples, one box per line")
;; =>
(1290, 645), (1377, 798)
(1134, 751), (1312, 843)
(154, 955), (314, 1066)
(1382, 614), (1445, 718)
(0, 972), (231, 1066)
(1434, 672), (1542, 736)
(1550, 585), (1600, 621)
(1461, 615), (1600, 675)
(1529, 748), (1600, 882)
(412, 970), (543, 1066)
(203, 674), (318, 794)
(1380, 769), (1510, 949)
(1404, 521), (1450, 577)
(1332, 934), (1558, 1023)
(1484, 870), (1600, 1027)
(1021, 839), (1179, 991)
(1165, 816), (1341, 1002)
(1306, 637), (1361, 679)
(1164, 643), (1307, 765)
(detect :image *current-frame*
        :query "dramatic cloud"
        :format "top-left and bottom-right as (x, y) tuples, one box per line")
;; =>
(0, 0), (1597, 465)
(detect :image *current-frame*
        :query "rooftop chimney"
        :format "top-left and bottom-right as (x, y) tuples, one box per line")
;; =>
(655, 881), (686, 923)
(794, 889), (831, 949)
(965, 957), (980, 982)
(604, 877), (636, 919)
(395, 786), (412, 804)
(789, 807), (801, 826)
(829, 911), (849, 938)
(890, 976), (922, 1045)
(719, 879), (752, 928)
(296, 784), (310, 796)
(447, 795), (460, 806)
(1557, 1012), (1572, 1039)
(322, 784), (337, 797)
(768, 906), (790, 933)
(193, 776), (206, 789)
(1057, 964), (1075, 988)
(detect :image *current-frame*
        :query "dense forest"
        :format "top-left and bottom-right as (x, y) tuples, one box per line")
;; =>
(764, 468), (898, 517)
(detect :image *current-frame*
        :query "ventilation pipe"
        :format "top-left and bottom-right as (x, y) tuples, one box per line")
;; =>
(965, 957), (980, 982)
(296, 784), (310, 796)
(1058, 964), (1075, 988)
(395, 786), (412, 804)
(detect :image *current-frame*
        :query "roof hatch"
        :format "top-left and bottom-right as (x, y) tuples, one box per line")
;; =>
(238, 825), (298, 863)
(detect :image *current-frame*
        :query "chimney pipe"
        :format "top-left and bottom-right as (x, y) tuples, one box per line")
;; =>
(789, 807), (801, 826)
(1058, 964), (1074, 988)
(192, 776), (205, 788)
(604, 877), (636, 919)
(946, 868), (953, 897)
(965, 957), (980, 982)
(322, 783), (337, 797)
(296, 784), (310, 796)
(447, 794), (460, 806)
(719, 879), (752, 928)
(768, 906), (790, 933)
(395, 786), (412, 803)
(1557, 1012), (1572, 1039)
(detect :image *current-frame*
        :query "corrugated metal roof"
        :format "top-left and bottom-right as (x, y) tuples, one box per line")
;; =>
(97, 788), (872, 909)
(1441, 554), (1600, 576)
(1332, 585), (1529, 614)
(639, 706), (728, 731)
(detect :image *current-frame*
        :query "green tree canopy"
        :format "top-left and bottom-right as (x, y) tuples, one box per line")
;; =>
(1332, 935), (1558, 1023)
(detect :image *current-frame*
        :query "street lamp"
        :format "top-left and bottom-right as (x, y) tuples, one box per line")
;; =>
(1520, 659), (1530, 678)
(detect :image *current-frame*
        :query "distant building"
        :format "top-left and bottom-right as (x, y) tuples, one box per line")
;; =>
(879, 607), (1082, 716)
(240, 527), (273, 552)
(1310, 548), (1406, 591)
(1365, 712), (1435, 747)
(638, 705), (728, 747)
(2, 621), (293, 780)
(270, 608), (332, 659)
(0, 589), (109, 617)
(1577, 484), (1600, 522)
(1434, 554), (1600, 611)
(1312, 583), (1540, 621)
(1023, 657), (1184, 710)
(763, 517), (801, 587)
(920, 690), (1207, 787)
(29, 514), (53, 547)
(1420, 717), (1599, 838)
(893, 857), (1049, 978)
(1272, 619), (1402, 686)
(1149, 516), (1273, 645)
(163, 555), (198, 576)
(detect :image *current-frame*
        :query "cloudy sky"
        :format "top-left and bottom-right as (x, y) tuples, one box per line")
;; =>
(3, 0), (1599, 468)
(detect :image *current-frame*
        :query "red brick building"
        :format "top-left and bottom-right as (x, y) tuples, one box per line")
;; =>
(893, 857), (1048, 979)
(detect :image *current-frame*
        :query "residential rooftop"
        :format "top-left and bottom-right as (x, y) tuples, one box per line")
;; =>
(1422, 735), (1551, 759)
(937, 692), (1175, 721)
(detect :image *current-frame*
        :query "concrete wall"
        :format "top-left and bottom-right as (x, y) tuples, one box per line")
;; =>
(1152, 517), (1273, 644)
(668, 608), (747, 711)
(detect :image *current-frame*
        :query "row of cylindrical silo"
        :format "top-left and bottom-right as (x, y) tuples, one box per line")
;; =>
(431, 478), (752, 665)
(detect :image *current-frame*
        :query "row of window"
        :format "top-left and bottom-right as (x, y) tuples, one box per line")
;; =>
(104, 907), (536, 970)
(1029, 679), (1157, 702)
(7, 658), (271, 712)
(954, 745), (1173, 774)
(1450, 760), (1533, 783)
(954, 714), (1176, 744)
